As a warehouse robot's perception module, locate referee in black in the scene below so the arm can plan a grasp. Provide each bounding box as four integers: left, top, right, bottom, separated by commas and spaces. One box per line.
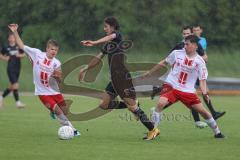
0, 32, 25, 108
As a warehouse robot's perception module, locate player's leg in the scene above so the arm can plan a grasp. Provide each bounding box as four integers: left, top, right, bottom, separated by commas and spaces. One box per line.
0, 71, 13, 107
123, 97, 159, 140
124, 97, 154, 130
191, 103, 224, 138
53, 94, 81, 136
39, 95, 80, 135
151, 84, 176, 127
12, 81, 25, 108
179, 91, 224, 138
191, 109, 208, 128
151, 96, 171, 127
202, 92, 226, 120
196, 79, 225, 120
99, 82, 128, 110
191, 79, 207, 127
0, 85, 11, 107
1, 85, 11, 98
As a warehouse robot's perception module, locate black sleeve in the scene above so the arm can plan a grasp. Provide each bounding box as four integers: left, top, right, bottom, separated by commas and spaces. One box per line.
197, 43, 205, 56
115, 32, 121, 40
170, 42, 184, 52
19, 48, 24, 54
1, 46, 8, 55
101, 47, 108, 55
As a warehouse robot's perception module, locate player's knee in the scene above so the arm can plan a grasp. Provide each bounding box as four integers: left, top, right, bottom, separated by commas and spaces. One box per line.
99, 101, 109, 110
53, 105, 63, 115
157, 101, 168, 109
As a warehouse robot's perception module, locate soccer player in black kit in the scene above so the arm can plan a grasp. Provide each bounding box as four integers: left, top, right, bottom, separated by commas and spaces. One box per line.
151, 26, 225, 128
79, 16, 159, 140
0, 33, 25, 108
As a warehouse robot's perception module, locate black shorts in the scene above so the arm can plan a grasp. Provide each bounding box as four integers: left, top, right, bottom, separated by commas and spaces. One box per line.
7, 70, 20, 84
105, 81, 136, 100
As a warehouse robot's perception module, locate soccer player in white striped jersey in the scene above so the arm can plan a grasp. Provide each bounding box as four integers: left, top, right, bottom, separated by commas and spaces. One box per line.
8, 24, 80, 137
143, 35, 224, 139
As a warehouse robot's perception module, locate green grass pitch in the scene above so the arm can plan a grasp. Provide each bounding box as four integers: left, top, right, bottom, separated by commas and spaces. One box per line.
0, 95, 239, 160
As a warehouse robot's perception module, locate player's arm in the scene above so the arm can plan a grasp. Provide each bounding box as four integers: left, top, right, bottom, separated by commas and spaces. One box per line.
52, 67, 62, 83
80, 33, 116, 46
8, 24, 24, 50
142, 59, 168, 78
198, 59, 209, 101
0, 54, 9, 61
199, 79, 210, 102
142, 50, 175, 78
199, 79, 208, 95
16, 49, 26, 58
79, 52, 104, 81
202, 53, 208, 62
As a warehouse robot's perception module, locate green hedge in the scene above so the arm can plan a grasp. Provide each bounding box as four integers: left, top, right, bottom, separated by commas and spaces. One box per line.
0, 0, 240, 50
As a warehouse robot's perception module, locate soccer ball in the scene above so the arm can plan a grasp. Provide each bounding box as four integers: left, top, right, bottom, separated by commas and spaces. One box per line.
58, 126, 74, 140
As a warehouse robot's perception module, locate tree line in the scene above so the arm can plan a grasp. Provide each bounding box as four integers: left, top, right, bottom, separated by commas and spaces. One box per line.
0, 0, 239, 51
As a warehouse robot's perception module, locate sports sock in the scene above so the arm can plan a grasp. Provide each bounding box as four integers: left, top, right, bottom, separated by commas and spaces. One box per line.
191, 109, 201, 122
151, 109, 162, 128
206, 117, 221, 135
133, 107, 154, 131
107, 101, 128, 109
202, 94, 216, 115
2, 88, 11, 98
13, 89, 19, 101
118, 102, 128, 109
56, 113, 76, 131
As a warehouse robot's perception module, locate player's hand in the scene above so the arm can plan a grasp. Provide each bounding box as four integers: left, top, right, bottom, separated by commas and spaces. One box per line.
80, 40, 95, 46
52, 70, 62, 83
78, 69, 86, 81
16, 53, 25, 58
8, 24, 18, 32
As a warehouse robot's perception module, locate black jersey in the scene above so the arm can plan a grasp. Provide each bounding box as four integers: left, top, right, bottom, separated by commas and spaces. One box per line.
170, 41, 205, 56
1, 45, 24, 72
101, 31, 124, 67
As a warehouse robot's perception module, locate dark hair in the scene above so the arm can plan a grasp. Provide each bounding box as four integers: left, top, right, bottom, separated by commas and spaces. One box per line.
185, 35, 199, 44
8, 32, 14, 37
193, 24, 202, 29
104, 16, 120, 30
47, 39, 59, 48
182, 26, 193, 33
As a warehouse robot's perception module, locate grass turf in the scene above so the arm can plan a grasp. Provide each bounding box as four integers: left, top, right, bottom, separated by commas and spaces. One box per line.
0, 95, 239, 160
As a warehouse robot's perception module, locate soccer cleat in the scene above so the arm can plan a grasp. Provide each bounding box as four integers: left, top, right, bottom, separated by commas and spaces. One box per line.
143, 128, 160, 140
213, 111, 226, 120
16, 101, 25, 108
132, 101, 141, 121
50, 112, 56, 119
74, 130, 81, 137
195, 121, 208, 128
214, 133, 225, 138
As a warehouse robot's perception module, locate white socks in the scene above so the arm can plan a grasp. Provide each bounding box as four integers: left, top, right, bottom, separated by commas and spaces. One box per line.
57, 113, 76, 131
206, 117, 221, 135
151, 108, 162, 128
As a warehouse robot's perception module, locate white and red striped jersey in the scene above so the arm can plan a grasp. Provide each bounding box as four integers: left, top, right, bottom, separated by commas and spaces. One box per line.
165, 49, 208, 93
23, 45, 61, 95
